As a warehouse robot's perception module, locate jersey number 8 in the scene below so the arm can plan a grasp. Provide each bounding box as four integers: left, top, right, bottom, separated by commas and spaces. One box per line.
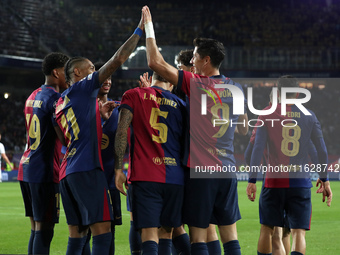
281, 123, 301, 157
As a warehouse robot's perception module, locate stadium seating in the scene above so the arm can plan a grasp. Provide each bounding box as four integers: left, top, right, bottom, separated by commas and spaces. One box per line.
1, 0, 339, 60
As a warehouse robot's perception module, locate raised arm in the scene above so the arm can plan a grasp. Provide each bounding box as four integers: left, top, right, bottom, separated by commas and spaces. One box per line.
142, 6, 179, 86
114, 108, 133, 195
98, 11, 144, 85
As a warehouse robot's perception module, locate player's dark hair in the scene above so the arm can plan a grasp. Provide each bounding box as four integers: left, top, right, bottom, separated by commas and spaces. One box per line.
176, 49, 193, 67
64, 56, 88, 84
193, 38, 225, 69
153, 72, 168, 83
42, 52, 69, 76
277, 75, 298, 98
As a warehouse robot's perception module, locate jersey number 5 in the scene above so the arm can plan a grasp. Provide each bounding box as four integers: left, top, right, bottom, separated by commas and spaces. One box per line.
149, 108, 168, 143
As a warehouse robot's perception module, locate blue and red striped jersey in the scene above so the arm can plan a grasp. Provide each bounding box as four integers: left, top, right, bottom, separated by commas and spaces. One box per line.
177, 70, 246, 169
55, 72, 103, 180
250, 104, 328, 188
120, 86, 186, 185
18, 85, 62, 183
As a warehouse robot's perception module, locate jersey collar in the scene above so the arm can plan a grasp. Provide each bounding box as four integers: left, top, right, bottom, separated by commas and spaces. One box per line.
210, 74, 226, 79
151, 85, 168, 92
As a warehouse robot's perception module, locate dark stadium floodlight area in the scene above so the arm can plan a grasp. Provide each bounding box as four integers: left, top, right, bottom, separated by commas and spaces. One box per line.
0, 63, 45, 97
3, 0, 340, 62
0, 55, 42, 70
233, 78, 331, 88
70, 0, 334, 7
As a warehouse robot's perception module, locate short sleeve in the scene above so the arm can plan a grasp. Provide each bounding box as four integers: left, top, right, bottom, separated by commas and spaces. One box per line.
177, 70, 196, 98
120, 89, 137, 113
77, 71, 100, 94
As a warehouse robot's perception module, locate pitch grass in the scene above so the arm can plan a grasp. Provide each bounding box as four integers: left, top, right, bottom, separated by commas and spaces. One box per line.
0, 181, 338, 254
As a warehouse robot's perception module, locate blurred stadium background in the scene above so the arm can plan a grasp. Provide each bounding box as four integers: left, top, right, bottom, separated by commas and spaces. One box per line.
0, 0, 339, 178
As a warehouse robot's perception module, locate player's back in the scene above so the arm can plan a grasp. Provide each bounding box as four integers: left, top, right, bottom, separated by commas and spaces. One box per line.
55, 72, 103, 180
20, 85, 62, 183
256, 104, 327, 188
120, 86, 186, 185
179, 70, 246, 169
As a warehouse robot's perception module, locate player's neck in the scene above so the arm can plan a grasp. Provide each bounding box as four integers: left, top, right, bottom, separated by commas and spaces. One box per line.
201, 67, 220, 77
45, 77, 59, 92
151, 82, 170, 91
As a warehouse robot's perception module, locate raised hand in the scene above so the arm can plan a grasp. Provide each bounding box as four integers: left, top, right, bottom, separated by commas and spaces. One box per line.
138, 72, 152, 88
99, 100, 119, 121
142, 5, 152, 23
138, 7, 145, 30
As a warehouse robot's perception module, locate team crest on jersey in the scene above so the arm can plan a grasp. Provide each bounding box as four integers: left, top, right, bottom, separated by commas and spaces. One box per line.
153, 157, 163, 165
87, 73, 93, 80
22, 156, 30, 164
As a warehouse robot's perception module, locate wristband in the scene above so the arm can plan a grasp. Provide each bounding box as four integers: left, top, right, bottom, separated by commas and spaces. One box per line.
133, 27, 143, 37
145, 22, 155, 39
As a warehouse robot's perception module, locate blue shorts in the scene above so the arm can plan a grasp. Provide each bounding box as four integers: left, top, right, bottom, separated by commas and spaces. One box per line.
110, 188, 122, 225
20, 181, 60, 223
20, 181, 33, 217
60, 169, 113, 226
259, 187, 312, 230
260, 182, 291, 230
131, 181, 184, 230
283, 211, 290, 230
183, 178, 241, 228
